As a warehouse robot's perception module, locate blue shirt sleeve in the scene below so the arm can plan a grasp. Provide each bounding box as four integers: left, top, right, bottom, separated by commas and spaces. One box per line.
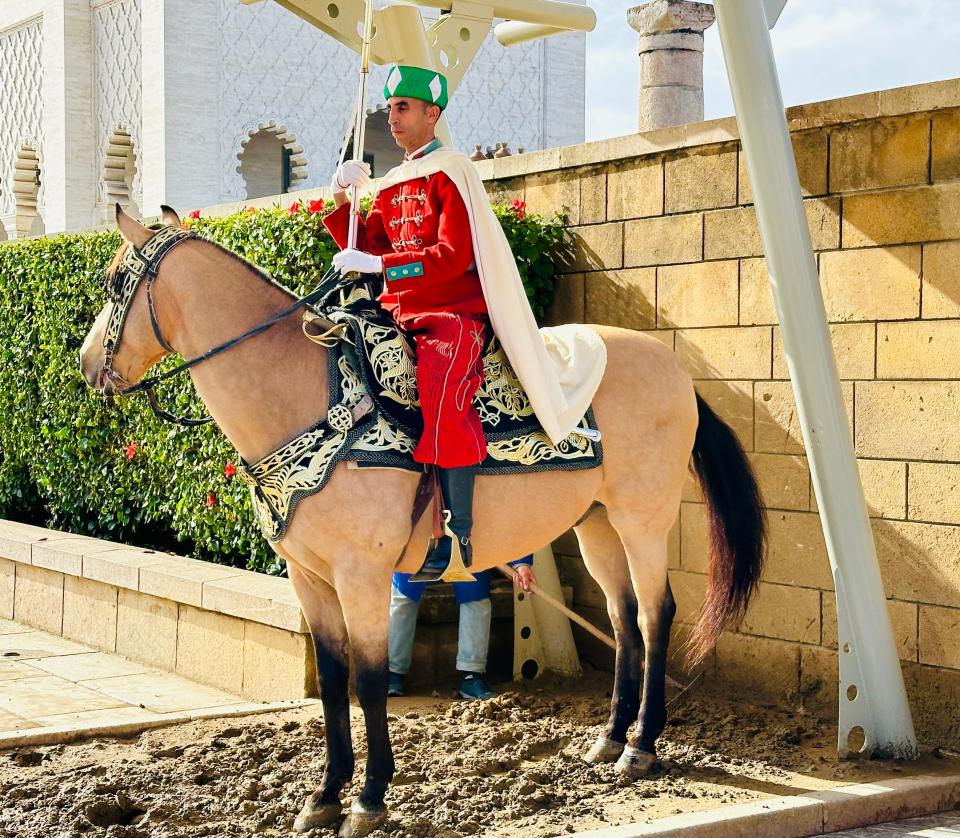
508, 554, 534, 568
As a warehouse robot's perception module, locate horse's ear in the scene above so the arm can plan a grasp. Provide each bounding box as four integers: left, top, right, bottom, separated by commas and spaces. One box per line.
159, 205, 181, 228
115, 203, 152, 248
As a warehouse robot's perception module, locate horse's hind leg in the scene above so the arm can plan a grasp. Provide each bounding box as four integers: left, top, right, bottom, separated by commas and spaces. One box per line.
574, 506, 644, 765
606, 512, 676, 779
287, 563, 354, 832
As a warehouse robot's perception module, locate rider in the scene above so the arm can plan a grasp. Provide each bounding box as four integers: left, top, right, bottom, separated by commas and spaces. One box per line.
324, 65, 486, 582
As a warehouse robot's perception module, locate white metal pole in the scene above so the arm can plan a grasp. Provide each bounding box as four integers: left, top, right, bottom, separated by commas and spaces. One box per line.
712, 0, 917, 759
347, 0, 375, 251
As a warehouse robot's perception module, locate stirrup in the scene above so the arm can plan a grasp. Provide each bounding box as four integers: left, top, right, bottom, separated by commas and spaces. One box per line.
439, 518, 476, 583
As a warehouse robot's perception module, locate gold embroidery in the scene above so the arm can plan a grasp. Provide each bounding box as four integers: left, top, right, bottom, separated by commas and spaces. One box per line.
355, 319, 419, 408
240, 419, 357, 543
474, 347, 534, 426
485, 427, 593, 466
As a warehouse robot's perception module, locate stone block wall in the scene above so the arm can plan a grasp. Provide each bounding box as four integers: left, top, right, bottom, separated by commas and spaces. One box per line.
475, 78, 960, 749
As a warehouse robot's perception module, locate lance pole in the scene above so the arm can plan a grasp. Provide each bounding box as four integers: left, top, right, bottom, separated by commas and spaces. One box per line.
347, 0, 375, 250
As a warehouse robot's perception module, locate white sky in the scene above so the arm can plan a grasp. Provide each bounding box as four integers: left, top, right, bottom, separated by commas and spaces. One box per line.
584, 0, 960, 142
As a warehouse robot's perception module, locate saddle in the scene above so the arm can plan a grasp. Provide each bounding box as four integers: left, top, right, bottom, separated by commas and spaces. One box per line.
239, 279, 602, 542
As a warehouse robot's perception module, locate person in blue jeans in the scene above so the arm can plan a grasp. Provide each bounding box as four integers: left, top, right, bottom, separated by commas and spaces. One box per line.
388, 555, 536, 701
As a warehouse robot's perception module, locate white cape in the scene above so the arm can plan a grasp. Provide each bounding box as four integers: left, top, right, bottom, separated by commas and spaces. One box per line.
376, 147, 606, 445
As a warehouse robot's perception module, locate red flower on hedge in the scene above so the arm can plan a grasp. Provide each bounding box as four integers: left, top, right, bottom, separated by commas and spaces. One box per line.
511, 199, 526, 219
224, 461, 237, 480
308, 199, 325, 214
189, 209, 201, 219
206, 492, 217, 509
288, 201, 301, 214
125, 442, 137, 461
244, 206, 256, 214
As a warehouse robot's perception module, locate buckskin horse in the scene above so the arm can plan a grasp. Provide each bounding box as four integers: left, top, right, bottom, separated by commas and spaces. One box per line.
79, 205, 765, 838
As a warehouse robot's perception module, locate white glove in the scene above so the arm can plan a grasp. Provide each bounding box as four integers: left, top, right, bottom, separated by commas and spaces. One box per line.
333, 248, 383, 275
331, 160, 371, 194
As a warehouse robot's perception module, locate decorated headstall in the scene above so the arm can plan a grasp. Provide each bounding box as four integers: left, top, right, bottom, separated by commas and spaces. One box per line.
101, 225, 195, 386
97, 222, 348, 427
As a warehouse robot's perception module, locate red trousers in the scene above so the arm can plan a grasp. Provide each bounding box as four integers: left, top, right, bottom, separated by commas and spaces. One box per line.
406, 312, 488, 468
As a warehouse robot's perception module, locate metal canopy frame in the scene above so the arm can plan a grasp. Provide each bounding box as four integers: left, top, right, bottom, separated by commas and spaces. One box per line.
241, 0, 918, 760
241, 0, 596, 144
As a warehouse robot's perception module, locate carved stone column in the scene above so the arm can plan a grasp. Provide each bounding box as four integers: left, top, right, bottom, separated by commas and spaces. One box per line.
627, 0, 715, 132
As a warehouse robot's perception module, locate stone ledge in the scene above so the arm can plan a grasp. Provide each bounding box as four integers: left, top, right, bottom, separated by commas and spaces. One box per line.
571, 771, 960, 837
202, 571, 307, 633
817, 772, 960, 833
0, 519, 294, 633
554, 79, 958, 174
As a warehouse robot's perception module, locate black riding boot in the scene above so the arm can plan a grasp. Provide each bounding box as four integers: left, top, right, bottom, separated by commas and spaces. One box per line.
410, 465, 477, 583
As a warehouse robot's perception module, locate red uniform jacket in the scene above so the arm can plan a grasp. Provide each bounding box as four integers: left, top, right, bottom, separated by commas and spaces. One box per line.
323, 171, 488, 325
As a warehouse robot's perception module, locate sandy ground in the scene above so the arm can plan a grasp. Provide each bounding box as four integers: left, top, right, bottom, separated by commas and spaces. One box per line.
0, 678, 955, 838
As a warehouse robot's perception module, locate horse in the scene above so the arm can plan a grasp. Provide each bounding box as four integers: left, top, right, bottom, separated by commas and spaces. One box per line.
79, 205, 766, 838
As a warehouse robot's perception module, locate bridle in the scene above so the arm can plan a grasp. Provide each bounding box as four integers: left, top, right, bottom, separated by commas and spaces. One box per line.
98, 224, 343, 426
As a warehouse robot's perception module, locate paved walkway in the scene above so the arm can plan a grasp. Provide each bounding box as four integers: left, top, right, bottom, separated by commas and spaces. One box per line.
826, 811, 960, 835
0, 617, 305, 746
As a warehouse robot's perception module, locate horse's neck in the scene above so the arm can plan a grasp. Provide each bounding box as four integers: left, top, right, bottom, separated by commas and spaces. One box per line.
168, 244, 330, 464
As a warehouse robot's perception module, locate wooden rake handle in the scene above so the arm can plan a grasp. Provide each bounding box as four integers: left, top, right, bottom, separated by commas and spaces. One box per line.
495, 563, 686, 693
496, 564, 615, 650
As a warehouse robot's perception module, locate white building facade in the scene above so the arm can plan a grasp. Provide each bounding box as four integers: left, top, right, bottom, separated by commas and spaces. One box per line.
0, 0, 585, 240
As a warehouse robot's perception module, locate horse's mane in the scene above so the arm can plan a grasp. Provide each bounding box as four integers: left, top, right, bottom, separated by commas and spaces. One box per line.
104, 230, 301, 303
103, 242, 130, 292
202, 239, 300, 302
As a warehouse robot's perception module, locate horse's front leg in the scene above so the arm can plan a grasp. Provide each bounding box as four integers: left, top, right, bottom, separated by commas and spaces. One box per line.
287, 564, 355, 832
336, 565, 395, 838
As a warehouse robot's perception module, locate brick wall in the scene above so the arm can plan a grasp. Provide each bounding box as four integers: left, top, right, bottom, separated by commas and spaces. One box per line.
477, 78, 960, 749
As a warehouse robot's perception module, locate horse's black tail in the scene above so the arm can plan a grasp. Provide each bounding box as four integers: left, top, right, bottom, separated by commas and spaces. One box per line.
686, 392, 766, 666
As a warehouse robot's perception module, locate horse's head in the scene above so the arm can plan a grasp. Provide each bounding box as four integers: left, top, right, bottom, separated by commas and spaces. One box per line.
80, 203, 187, 395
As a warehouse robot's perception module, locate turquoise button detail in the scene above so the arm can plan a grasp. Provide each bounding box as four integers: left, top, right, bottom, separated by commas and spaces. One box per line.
387, 261, 424, 281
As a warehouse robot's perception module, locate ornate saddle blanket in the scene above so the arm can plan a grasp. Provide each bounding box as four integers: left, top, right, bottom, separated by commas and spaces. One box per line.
240, 281, 602, 542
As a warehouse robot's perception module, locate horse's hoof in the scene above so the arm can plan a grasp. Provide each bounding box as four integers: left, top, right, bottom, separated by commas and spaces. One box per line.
614, 745, 656, 779
337, 801, 388, 838
583, 736, 625, 764
293, 792, 342, 833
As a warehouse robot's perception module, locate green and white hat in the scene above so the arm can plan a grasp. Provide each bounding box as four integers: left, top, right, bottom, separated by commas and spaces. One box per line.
384, 65, 449, 110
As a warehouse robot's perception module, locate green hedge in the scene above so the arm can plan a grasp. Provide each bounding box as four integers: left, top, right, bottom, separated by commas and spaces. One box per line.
0, 199, 565, 574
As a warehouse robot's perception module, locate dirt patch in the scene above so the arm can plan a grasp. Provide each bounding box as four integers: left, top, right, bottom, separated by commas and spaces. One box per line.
0, 681, 954, 837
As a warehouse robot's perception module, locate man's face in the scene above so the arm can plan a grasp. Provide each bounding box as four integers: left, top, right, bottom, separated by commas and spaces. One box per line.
386, 97, 440, 150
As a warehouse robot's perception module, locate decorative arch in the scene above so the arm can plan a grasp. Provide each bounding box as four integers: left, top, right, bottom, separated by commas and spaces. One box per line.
7, 145, 43, 239
99, 127, 140, 222
235, 120, 307, 200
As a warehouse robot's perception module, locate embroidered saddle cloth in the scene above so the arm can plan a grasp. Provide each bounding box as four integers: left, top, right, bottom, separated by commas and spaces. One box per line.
240, 282, 602, 542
